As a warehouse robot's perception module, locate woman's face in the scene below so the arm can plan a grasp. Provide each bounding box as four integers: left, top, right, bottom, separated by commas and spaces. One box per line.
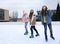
42, 6, 47, 11
30, 9, 34, 12
30, 10, 34, 14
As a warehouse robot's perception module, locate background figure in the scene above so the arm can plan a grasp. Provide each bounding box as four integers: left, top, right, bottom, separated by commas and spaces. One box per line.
29, 9, 39, 38
40, 6, 55, 42
22, 11, 29, 35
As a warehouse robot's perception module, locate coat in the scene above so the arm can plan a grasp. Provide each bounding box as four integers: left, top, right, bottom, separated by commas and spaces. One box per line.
30, 15, 36, 26
22, 13, 29, 22
39, 10, 52, 25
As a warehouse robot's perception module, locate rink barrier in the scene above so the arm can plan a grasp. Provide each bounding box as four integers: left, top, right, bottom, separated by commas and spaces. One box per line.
0, 22, 60, 25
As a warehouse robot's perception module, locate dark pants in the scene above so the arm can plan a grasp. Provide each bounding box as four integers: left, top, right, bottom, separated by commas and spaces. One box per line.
30, 26, 39, 35
44, 23, 53, 40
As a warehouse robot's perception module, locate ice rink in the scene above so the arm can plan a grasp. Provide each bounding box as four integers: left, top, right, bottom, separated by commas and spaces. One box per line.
0, 22, 60, 44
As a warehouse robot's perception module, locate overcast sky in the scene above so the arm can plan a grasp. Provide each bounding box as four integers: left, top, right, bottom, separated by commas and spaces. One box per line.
0, 0, 60, 18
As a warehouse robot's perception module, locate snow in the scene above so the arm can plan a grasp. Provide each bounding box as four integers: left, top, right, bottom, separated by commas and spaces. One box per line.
0, 22, 60, 44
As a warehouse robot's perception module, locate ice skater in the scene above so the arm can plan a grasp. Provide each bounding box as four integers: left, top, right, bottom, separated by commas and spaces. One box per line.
22, 11, 29, 35
29, 9, 39, 38
39, 5, 55, 41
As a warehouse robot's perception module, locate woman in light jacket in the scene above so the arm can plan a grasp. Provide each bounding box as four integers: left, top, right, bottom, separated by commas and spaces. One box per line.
29, 9, 39, 38
22, 11, 29, 35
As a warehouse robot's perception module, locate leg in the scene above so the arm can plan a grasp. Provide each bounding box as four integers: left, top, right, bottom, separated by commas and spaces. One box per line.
25, 22, 28, 32
48, 23, 55, 40
24, 22, 28, 35
44, 24, 48, 41
29, 26, 34, 38
30, 26, 33, 35
33, 26, 40, 37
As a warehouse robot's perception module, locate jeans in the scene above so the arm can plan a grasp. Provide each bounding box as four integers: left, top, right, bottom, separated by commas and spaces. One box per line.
25, 22, 28, 33
44, 23, 53, 40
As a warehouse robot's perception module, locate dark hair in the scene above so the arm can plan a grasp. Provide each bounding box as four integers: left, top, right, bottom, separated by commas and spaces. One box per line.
29, 10, 34, 19
41, 6, 47, 16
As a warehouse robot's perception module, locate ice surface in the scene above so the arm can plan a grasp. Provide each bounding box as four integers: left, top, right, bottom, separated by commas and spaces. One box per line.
0, 22, 60, 44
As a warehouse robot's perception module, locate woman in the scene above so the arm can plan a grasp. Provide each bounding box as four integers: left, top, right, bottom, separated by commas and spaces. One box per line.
22, 11, 29, 35
29, 9, 39, 38
40, 6, 55, 41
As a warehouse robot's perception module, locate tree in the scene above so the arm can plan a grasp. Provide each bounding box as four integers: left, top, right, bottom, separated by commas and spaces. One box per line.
52, 3, 60, 21
56, 3, 60, 21
12, 11, 18, 22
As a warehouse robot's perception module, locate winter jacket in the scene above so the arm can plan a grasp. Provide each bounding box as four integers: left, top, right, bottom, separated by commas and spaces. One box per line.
39, 10, 52, 24
29, 15, 36, 26
22, 13, 29, 22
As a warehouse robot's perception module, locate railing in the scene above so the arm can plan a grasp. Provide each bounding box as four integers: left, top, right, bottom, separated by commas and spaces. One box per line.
0, 22, 60, 25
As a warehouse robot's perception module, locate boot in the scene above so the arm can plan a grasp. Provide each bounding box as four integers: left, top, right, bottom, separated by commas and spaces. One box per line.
45, 35, 48, 42
35, 33, 40, 37
29, 35, 34, 38
24, 31, 28, 35
50, 36, 55, 40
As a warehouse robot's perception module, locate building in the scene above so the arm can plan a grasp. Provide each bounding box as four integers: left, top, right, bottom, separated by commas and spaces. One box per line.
17, 18, 22, 22
0, 9, 9, 22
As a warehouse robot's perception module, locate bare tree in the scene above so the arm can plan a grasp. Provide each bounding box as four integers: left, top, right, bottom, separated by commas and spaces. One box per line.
12, 11, 18, 22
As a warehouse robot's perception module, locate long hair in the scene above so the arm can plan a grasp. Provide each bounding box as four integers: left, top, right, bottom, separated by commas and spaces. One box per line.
41, 6, 47, 16
29, 10, 34, 19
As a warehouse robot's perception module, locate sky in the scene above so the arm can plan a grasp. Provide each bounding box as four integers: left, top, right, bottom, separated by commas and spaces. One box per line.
0, 0, 60, 18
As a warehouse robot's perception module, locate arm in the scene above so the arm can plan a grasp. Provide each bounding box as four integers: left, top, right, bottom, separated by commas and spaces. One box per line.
47, 10, 52, 17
